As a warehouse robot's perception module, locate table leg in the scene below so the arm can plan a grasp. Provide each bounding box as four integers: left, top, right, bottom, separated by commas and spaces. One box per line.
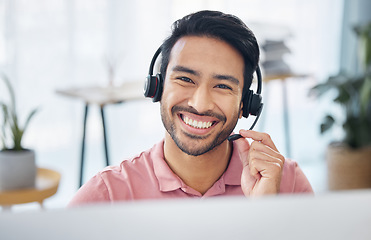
100, 106, 110, 167
80, 104, 89, 187
38, 200, 44, 210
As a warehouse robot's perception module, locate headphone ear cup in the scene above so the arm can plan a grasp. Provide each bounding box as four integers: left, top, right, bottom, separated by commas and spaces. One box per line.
249, 93, 263, 116
242, 90, 253, 118
152, 73, 163, 102
144, 75, 158, 99
242, 90, 263, 118
144, 73, 163, 102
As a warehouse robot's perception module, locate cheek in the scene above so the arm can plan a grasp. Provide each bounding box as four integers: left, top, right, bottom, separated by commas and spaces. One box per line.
160, 84, 186, 116
161, 87, 178, 108
162, 82, 190, 105
217, 98, 241, 120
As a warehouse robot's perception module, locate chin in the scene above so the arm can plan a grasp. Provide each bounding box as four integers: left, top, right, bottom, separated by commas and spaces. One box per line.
172, 130, 230, 156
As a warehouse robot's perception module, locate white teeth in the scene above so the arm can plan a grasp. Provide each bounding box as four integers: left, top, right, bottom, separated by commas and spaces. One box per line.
183, 116, 213, 129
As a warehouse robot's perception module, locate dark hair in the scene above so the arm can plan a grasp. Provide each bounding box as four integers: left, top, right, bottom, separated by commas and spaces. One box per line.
160, 10, 259, 94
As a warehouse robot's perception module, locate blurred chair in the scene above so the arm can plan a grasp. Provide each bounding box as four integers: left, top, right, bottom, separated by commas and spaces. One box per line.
56, 81, 144, 187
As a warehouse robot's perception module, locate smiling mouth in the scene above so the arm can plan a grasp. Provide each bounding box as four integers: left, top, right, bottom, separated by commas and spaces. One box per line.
180, 114, 216, 129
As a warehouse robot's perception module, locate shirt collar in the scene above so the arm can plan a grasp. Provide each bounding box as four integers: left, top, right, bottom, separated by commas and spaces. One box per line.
221, 141, 242, 186
152, 140, 185, 192
152, 139, 242, 192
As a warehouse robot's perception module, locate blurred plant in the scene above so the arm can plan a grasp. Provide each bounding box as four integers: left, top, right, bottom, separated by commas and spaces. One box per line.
310, 21, 371, 149
0, 73, 38, 151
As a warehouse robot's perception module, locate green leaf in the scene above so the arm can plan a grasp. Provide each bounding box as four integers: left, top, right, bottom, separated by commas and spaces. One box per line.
0, 102, 9, 150
308, 73, 348, 98
360, 76, 371, 116
320, 115, 335, 134
0, 73, 16, 113
333, 82, 351, 104
355, 22, 371, 68
0, 73, 38, 151
23, 108, 38, 133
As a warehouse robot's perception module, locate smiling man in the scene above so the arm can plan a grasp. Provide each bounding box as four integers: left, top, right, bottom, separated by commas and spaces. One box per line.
69, 10, 313, 206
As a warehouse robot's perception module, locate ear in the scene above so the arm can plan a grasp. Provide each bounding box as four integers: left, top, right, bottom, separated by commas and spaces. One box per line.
239, 101, 244, 119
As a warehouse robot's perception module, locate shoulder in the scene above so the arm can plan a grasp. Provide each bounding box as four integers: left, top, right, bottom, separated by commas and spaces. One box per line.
282, 158, 298, 174
280, 159, 314, 194
101, 139, 164, 172
68, 141, 165, 206
99, 141, 164, 186
99, 150, 154, 183
103, 140, 165, 177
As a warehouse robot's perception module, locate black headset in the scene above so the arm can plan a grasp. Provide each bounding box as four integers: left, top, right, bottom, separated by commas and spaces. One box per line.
144, 46, 263, 134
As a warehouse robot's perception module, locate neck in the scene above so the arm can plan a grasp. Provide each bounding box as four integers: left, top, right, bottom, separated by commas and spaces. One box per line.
163, 133, 232, 195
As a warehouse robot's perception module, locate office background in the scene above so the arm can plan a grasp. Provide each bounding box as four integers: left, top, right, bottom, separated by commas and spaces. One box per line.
1, 0, 370, 211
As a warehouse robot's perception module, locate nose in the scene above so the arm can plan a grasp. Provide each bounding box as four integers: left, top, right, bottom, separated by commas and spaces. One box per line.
187, 86, 215, 113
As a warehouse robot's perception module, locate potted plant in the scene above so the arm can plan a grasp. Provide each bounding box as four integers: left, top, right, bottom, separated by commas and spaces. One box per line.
0, 73, 38, 191
310, 22, 371, 190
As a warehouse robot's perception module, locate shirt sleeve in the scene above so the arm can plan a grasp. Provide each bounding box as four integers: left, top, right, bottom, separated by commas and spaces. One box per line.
279, 159, 314, 194
293, 163, 314, 193
68, 173, 111, 207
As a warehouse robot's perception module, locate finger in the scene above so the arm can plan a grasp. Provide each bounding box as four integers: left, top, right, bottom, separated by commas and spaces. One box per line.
241, 166, 257, 196
249, 141, 285, 164
248, 159, 283, 195
248, 150, 284, 169
249, 156, 283, 179
239, 129, 279, 152
232, 134, 251, 167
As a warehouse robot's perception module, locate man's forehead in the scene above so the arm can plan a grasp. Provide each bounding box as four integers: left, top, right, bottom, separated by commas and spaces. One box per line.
167, 36, 244, 86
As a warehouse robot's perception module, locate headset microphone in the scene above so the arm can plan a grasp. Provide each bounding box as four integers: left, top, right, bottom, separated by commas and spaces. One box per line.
144, 46, 263, 141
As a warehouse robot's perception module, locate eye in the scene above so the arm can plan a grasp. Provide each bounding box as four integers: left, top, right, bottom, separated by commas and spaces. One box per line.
215, 84, 232, 90
177, 76, 194, 83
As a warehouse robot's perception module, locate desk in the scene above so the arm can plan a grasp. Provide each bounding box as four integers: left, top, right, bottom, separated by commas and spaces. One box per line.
57, 81, 144, 187
261, 73, 308, 158
0, 168, 60, 210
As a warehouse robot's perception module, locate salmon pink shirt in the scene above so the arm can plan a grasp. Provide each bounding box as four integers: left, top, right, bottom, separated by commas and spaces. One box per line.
69, 140, 313, 207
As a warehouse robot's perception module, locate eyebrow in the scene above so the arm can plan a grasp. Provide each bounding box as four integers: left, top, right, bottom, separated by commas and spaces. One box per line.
172, 65, 240, 85
172, 65, 201, 77
213, 74, 240, 85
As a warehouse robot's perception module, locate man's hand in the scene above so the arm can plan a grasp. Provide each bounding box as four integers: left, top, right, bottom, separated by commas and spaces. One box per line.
234, 129, 285, 197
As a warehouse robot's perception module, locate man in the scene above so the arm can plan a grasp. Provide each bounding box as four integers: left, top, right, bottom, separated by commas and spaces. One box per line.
69, 10, 312, 206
